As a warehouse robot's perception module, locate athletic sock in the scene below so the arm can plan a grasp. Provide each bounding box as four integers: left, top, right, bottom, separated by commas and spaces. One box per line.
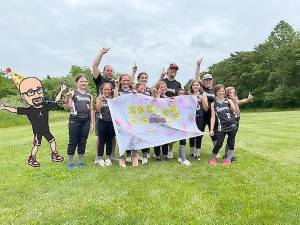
190, 147, 195, 155
211, 153, 217, 160
67, 154, 74, 165
78, 154, 85, 164
179, 145, 186, 161
226, 150, 234, 161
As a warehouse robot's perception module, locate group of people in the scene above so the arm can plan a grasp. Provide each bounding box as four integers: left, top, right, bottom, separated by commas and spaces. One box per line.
0, 48, 253, 168
63, 48, 253, 169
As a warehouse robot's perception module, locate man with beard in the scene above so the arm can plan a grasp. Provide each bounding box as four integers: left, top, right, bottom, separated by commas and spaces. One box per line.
159, 63, 182, 98
0, 77, 66, 167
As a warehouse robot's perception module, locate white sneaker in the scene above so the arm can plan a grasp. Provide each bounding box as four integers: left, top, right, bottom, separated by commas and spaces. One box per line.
98, 159, 106, 167
126, 156, 132, 163
147, 153, 151, 159
142, 158, 148, 164
105, 158, 112, 166
94, 156, 100, 164
178, 158, 181, 163
167, 151, 173, 159
181, 160, 191, 166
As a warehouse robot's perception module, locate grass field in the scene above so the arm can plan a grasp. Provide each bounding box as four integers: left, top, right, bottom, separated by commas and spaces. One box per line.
0, 111, 299, 225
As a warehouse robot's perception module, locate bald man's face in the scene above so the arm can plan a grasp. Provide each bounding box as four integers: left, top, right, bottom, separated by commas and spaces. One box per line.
19, 78, 44, 107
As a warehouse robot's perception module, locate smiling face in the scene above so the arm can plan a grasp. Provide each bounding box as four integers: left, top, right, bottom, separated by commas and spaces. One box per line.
19, 77, 44, 108
191, 81, 201, 93
76, 76, 88, 90
158, 83, 167, 95
203, 78, 213, 89
226, 88, 236, 100
136, 83, 147, 94
103, 65, 113, 80
120, 75, 130, 88
167, 68, 177, 80
216, 87, 225, 98
138, 73, 148, 84
101, 83, 112, 97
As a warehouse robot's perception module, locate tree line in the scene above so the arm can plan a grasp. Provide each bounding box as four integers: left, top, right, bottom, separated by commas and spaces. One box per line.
1, 20, 299, 108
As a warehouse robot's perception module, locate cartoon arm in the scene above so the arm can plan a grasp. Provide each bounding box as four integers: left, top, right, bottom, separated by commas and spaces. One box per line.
55, 81, 67, 102
0, 101, 17, 113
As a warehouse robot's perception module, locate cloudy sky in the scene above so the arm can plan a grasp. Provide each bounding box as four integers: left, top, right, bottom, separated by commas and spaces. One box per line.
1, 0, 299, 85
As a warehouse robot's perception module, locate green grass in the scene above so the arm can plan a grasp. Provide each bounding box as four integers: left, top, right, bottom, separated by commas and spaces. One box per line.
0, 111, 299, 225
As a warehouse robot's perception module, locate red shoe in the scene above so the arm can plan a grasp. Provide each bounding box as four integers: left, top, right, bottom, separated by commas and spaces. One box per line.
208, 159, 217, 166
28, 155, 40, 167
223, 159, 231, 166
51, 152, 64, 162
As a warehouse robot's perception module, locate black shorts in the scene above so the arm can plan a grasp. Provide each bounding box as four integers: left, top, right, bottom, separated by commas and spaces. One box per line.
33, 132, 55, 146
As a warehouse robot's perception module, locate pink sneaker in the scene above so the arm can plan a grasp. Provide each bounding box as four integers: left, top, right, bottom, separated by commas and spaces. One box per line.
28, 155, 40, 168
223, 159, 231, 166
208, 159, 217, 166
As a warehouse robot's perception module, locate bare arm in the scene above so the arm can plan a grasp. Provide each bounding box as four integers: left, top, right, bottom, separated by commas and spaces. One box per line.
228, 99, 237, 113
201, 95, 209, 111
210, 103, 215, 136
113, 81, 120, 97
157, 68, 166, 83
92, 48, 110, 79
90, 96, 95, 132
130, 62, 137, 85
95, 96, 104, 112
194, 58, 202, 81
239, 92, 253, 105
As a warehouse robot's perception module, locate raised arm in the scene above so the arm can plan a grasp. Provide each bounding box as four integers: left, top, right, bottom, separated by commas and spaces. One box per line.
92, 47, 110, 79
113, 81, 120, 97
130, 62, 137, 85
157, 68, 166, 83
194, 58, 202, 81
239, 92, 254, 105
55, 81, 67, 102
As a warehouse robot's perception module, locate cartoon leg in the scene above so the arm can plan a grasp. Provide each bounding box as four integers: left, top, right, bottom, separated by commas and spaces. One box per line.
28, 134, 41, 167
45, 133, 64, 162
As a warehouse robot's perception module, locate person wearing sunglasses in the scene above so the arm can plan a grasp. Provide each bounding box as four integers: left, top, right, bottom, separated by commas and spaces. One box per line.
0, 77, 66, 167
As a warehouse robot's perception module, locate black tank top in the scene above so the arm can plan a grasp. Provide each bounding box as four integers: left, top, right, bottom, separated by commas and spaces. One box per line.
99, 99, 112, 122
195, 94, 205, 117
214, 98, 236, 132
70, 90, 91, 116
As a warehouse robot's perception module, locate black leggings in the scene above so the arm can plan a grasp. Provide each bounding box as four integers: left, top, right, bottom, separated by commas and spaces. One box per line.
190, 115, 205, 148
212, 129, 237, 155
154, 144, 168, 156
97, 119, 115, 157
67, 117, 90, 155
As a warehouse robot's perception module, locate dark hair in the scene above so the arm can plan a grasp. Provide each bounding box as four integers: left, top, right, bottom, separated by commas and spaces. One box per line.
189, 80, 203, 94
176, 88, 185, 95
103, 65, 112, 72
75, 74, 88, 82
98, 82, 113, 95
137, 72, 148, 81
214, 84, 225, 95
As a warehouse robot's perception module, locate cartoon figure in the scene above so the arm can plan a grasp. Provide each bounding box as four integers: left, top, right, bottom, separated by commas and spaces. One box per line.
0, 68, 66, 167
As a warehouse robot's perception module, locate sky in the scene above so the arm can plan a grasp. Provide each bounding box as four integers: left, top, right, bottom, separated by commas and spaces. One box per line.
0, 0, 299, 85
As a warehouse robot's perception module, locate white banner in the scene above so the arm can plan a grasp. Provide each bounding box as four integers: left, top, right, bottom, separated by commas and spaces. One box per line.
107, 94, 203, 155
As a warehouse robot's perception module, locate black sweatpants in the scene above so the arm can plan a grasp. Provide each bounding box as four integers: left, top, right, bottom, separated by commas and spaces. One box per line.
190, 115, 205, 148
97, 119, 115, 157
67, 116, 90, 155
212, 129, 237, 155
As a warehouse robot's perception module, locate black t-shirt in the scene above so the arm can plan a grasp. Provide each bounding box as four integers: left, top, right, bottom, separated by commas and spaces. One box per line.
163, 78, 181, 97
17, 102, 57, 134
93, 73, 115, 95
145, 87, 152, 96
